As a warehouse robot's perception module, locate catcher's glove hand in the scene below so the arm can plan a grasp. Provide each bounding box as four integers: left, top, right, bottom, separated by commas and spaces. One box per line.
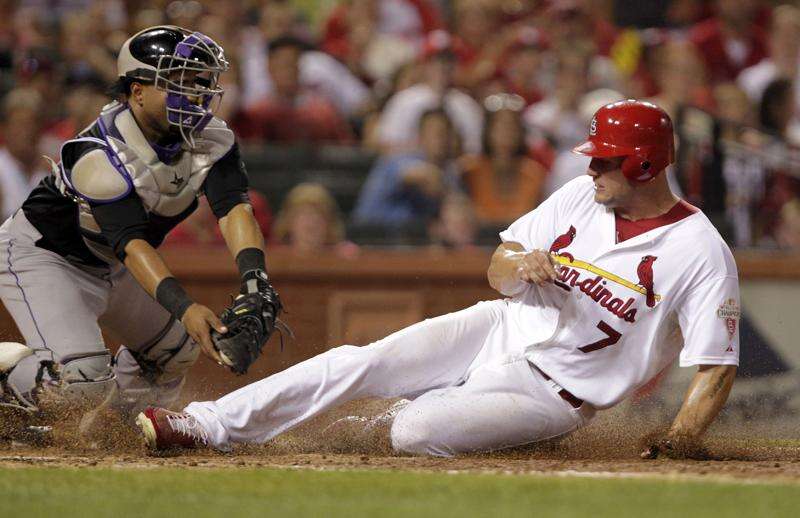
212, 271, 288, 374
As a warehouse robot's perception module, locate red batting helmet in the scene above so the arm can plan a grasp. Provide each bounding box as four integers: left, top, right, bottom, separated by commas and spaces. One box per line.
573, 99, 675, 182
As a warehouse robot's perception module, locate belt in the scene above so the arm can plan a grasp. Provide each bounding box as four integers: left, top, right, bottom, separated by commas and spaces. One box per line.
532, 364, 584, 409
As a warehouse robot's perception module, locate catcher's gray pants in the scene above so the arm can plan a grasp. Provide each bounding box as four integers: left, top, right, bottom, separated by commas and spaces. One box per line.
0, 211, 199, 410
186, 299, 596, 456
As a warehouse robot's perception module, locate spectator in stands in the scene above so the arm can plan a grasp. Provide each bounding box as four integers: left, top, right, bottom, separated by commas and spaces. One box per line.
323, 0, 441, 82
60, 11, 117, 85
738, 5, 800, 106
428, 192, 479, 250
542, 0, 620, 91
689, 0, 767, 83
757, 78, 800, 243
775, 199, 800, 249
354, 108, 462, 228
272, 182, 354, 256
0, 89, 48, 218
523, 48, 590, 153
240, 2, 371, 120
461, 94, 546, 225
449, 0, 505, 91
647, 40, 713, 121
41, 74, 109, 157
759, 78, 795, 141
164, 190, 272, 247
498, 27, 547, 107
235, 36, 353, 144
377, 30, 483, 154
714, 83, 766, 247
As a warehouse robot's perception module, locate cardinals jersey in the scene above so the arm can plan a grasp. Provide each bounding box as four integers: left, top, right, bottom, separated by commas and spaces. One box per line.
499, 176, 740, 409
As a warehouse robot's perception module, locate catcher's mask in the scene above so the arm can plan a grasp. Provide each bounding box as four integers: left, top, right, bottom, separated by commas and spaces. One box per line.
118, 25, 229, 148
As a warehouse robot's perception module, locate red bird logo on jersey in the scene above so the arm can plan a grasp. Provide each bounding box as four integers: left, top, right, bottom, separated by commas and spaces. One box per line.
550, 225, 577, 262
637, 255, 658, 307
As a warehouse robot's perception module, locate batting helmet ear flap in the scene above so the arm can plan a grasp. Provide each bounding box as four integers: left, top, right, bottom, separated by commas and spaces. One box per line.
621, 154, 657, 182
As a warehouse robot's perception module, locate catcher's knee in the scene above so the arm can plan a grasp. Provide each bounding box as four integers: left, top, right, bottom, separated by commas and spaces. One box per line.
57, 352, 116, 401
129, 319, 199, 385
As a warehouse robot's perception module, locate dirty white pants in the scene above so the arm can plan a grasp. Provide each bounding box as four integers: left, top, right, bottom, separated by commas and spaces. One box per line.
186, 299, 595, 456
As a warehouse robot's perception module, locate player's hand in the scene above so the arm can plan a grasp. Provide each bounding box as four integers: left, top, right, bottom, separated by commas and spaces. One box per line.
181, 303, 228, 365
639, 433, 710, 460
516, 250, 559, 286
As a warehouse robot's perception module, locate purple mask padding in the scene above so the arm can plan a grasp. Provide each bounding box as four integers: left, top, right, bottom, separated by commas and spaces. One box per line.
166, 92, 213, 129
175, 32, 216, 59
152, 139, 182, 163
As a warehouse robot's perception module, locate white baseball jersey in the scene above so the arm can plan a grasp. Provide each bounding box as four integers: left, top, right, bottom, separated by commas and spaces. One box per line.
500, 175, 740, 409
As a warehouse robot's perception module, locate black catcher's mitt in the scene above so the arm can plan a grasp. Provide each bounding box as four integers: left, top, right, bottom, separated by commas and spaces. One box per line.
212, 275, 284, 375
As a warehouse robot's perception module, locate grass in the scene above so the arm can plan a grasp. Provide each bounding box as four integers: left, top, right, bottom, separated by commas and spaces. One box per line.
1, 466, 798, 518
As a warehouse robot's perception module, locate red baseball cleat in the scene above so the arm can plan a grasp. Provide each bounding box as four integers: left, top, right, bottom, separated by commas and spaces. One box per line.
135, 407, 209, 450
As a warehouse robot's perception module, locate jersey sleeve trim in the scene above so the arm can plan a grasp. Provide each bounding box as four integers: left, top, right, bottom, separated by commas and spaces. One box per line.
679, 355, 739, 367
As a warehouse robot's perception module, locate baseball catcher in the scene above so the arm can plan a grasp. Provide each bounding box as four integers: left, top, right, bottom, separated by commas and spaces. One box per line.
137, 101, 739, 459
0, 26, 281, 438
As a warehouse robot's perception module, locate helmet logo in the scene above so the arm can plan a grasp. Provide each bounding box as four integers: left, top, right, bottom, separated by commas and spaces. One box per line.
590, 117, 597, 136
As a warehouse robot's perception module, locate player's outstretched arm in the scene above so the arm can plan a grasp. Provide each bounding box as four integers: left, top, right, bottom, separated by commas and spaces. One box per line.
123, 239, 227, 364
218, 203, 265, 259
487, 242, 559, 296
641, 364, 736, 459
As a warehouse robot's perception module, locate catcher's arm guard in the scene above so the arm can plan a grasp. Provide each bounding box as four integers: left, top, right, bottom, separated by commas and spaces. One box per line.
212, 271, 289, 374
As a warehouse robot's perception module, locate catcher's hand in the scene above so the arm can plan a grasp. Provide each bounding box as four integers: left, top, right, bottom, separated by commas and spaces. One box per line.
212, 272, 284, 374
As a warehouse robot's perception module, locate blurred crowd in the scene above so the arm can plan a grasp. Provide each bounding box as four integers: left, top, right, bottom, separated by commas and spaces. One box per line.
1, 0, 800, 254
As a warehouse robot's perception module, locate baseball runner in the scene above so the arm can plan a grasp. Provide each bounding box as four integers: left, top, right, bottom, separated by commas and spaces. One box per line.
137, 100, 739, 458
0, 26, 282, 434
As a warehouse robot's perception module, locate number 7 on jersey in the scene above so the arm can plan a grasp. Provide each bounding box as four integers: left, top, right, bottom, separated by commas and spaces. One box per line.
578, 321, 622, 353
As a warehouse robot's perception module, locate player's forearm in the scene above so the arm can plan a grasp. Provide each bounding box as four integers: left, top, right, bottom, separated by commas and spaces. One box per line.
123, 239, 176, 297
219, 203, 265, 257
487, 242, 528, 296
668, 364, 737, 439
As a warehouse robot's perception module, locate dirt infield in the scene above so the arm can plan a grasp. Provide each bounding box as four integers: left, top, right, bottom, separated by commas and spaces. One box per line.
2, 399, 799, 484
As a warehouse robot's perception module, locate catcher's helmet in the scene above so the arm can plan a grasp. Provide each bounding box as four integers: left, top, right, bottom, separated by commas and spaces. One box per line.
573, 99, 674, 182
117, 25, 229, 147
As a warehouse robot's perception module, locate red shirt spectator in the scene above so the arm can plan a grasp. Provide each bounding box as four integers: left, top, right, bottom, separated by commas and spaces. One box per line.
689, 0, 768, 83
322, 0, 442, 65
235, 36, 353, 143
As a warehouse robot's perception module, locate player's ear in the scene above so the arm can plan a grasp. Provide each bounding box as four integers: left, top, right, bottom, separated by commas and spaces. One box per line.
130, 82, 145, 108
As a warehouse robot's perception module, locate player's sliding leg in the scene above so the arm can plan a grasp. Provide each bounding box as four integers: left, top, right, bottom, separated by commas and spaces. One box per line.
389, 356, 594, 456
138, 300, 508, 450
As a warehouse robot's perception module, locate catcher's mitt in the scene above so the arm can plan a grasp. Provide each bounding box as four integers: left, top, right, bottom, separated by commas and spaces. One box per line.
212, 279, 285, 375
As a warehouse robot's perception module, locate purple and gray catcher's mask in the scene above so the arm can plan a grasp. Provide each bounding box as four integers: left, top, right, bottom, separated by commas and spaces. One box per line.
155, 31, 228, 148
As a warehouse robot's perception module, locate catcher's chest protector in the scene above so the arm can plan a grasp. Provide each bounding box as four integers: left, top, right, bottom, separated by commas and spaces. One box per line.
53, 101, 235, 260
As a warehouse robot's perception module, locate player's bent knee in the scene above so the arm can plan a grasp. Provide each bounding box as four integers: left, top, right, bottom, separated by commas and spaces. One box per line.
59, 352, 116, 401
389, 410, 454, 457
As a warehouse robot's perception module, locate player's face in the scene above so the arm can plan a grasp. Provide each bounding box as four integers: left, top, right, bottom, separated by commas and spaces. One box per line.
137, 82, 171, 135
135, 70, 209, 140
587, 156, 631, 207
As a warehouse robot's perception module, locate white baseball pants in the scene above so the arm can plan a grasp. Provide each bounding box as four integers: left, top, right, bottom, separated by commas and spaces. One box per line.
186, 299, 596, 456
